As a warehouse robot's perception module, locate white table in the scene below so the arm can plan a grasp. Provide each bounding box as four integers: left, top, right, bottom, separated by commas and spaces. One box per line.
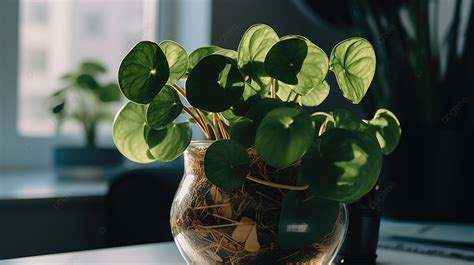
1, 242, 473, 265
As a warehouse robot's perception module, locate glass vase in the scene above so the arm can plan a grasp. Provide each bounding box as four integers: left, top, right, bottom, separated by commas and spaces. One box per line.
170, 141, 348, 264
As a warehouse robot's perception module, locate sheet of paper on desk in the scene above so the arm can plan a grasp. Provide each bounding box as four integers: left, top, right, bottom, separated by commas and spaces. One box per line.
380, 218, 474, 244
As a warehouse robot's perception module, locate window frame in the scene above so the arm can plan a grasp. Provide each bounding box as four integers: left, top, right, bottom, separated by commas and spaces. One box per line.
0, 0, 212, 172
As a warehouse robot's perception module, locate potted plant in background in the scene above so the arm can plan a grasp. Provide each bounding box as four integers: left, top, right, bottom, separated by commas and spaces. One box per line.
48, 61, 124, 180
111, 24, 401, 264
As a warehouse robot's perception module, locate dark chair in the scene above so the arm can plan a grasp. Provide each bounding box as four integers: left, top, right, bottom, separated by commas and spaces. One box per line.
106, 165, 183, 247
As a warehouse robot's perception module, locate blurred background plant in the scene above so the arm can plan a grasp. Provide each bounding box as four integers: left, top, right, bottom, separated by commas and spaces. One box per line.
303, 0, 473, 129
48, 60, 122, 147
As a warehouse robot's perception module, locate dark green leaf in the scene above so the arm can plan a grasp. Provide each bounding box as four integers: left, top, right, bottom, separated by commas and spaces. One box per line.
229, 119, 257, 148
146, 85, 183, 129
99, 83, 122, 102
367, 108, 401, 155
113, 102, 156, 163
255, 107, 315, 168
80, 61, 107, 75
300, 128, 382, 203
76, 74, 99, 90
246, 98, 284, 122
186, 54, 244, 112
159, 40, 188, 84
332, 109, 369, 133
118, 41, 169, 104
146, 122, 192, 162
238, 24, 279, 92
329, 37, 376, 104
204, 139, 251, 191
265, 35, 329, 95
278, 191, 340, 249
52, 102, 65, 114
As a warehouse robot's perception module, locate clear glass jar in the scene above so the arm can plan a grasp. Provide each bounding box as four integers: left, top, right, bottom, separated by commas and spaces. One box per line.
170, 141, 348, 265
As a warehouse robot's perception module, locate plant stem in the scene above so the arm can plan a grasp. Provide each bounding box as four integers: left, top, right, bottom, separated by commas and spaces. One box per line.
171, 84, 211, 139
311, 112, 335, 122
212, 113, 221, 140
183, 106, 211, 140
246, 175, 309, 191
215, 114, 229, 139
271, 78, 276, 98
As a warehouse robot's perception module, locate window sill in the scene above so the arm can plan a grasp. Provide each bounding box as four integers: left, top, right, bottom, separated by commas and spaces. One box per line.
0, 171, 108, 200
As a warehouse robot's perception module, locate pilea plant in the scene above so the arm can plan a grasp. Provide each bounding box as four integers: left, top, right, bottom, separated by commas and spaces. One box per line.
49, 60, 121, 146
112, 24, 401, 249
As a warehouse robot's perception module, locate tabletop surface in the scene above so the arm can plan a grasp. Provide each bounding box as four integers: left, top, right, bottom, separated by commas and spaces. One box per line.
1, 242, 473, 265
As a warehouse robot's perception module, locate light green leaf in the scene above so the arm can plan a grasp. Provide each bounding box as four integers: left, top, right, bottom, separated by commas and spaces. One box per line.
146, 85, 183, 129
367, 108, 401, 155
238, 24, 279, 92
159, 40, 188, 84
204, 139, 251, 191
264, 35, 329, 95
146, 122, 192, 162
186, 54, 245, 112
188, 46, 223, 72
113, 102, 156, 163
118, 41, 169, 104
255, 107, 315, 168
298, 81, 330, 107
277, 81, 330, 107
213, 49, 238, 60
299, 128, 382, 203
330, 37, 376, 104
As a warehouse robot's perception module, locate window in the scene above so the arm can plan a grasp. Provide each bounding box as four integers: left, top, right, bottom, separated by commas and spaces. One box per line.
18, 0, 157, 137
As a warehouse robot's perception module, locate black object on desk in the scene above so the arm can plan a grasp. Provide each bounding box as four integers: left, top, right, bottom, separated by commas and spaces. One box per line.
106, 167, 183, 247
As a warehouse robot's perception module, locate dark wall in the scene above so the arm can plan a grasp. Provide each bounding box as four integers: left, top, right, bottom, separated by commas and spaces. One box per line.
210, 0, 365, 116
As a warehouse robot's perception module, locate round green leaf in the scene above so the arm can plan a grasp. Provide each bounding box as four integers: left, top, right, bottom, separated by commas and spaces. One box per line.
330, 37, 376, 104
367, 108, 401, 155
188, 46, 223, 72
159, 40, 188, 84
204, 139, 251, 191
118, 41, 169, 104
213, 49, 237, 60
146, 122, 192, 162
186, 54, 245, 112
238, 24, 279, 92
264, 35, 329, 95
255, 107, 315, 168
300, 128, 382, 203
146, 85, 183, 129
113, 102, 156, 163
278, 191, 340, 249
